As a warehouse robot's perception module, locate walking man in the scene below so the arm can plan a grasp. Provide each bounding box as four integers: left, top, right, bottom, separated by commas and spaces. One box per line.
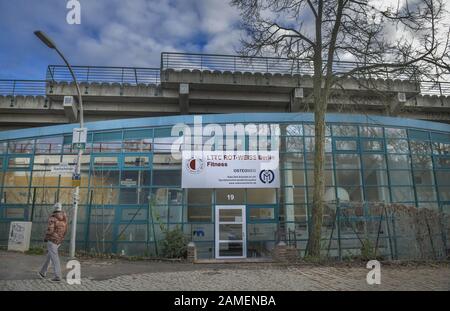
38, 203, 68, 282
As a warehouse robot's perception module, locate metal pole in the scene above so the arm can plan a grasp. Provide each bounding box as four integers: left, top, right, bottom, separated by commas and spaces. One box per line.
336, 199, 342, 261
53, 48, 84, 259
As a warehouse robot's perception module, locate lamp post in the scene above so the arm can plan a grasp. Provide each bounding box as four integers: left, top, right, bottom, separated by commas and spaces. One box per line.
34, 30, 84, 258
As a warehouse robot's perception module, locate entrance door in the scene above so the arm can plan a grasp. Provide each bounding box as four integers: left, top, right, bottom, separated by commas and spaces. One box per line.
215, 205, 246, 259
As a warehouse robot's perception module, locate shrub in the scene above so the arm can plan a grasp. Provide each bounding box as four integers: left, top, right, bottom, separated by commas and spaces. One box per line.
161, 227, 188, 259
360, 239, 376, 260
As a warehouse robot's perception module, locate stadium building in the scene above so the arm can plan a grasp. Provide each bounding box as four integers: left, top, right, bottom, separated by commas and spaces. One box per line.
0, 53, 449, 260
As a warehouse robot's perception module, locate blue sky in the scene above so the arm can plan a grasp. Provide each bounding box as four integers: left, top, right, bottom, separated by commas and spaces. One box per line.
0, 0, 243, 79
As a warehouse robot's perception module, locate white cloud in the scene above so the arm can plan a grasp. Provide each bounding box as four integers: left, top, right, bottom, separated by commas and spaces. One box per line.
0, 0, 244, 77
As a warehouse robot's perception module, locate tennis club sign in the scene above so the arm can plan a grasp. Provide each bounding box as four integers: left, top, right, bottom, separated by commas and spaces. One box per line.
182, 151, 280, 189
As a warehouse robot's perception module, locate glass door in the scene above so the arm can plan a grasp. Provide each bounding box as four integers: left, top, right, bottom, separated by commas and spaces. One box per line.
215, 205, 246, 259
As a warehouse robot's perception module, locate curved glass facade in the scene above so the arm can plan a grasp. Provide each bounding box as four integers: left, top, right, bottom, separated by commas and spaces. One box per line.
0, 113, 449, 259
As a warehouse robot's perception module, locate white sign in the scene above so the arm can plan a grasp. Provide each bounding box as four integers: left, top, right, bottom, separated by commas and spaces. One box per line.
182, 151, 279, 188
72, 127, 87, 144
120, 179, 137, 187
8, 221, 32, 252
50, 164, 75, 175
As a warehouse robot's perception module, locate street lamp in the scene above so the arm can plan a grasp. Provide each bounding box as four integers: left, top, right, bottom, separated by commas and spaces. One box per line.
34, 30, 84, 258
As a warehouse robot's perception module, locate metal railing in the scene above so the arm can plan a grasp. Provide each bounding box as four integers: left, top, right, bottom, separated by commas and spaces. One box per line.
0, 53, 449, 97
161, 52, 416, 80
0, 80, 47, 96
46, 65, 160, 85
420, 81, 450, 97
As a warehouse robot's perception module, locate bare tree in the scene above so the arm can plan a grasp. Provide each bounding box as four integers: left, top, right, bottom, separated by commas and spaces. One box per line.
231, 0, 448, 257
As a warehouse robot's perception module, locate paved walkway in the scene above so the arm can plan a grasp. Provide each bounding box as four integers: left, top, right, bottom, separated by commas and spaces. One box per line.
0, 251, 449, 291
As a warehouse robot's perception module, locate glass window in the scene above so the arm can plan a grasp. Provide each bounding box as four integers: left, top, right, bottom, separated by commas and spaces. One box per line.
90, 170, 120, 187
121, 208, 147, 221
365, 186, 390, 202
90, 187, 119, 205
391, 187, 415, 202
362, 154, 386, 170
410, 141, 431, 154
306, 170, 334, 186
8, 139, 34, 154
281, 187, 306, 204
61, 154, 90, 170
291, 169, 306, 185
169, 204, 183, 223
332, 125, 357, 137
153, 136, 177, 154
216, 189, 245, 205
432, 142, 450, 156
117, 224, 147, 242
249, 208, 275, 221
385, 128, 407, 138
305, 153, 333, 169
59, 187, 89, 205
360, 126, 383, 137
187, 189, 212, 205
335, 140, 357, 151
340, 186, 363, 201
335, 154, 360, 169
5, 208, 25, 219
434, 156, 450, 169
33, 154, 60, 168
387, 154, 410, 169
152, 170, 181, 186
119, 187, 150, 204
336, 170, 361, 186
362, 140, 384, 151
411, 154, 432, 169
151, 188, 170, 205
92, 132, 122, 153
438, 187, 450, 201
7, 157, 31, 169
35, 136, 63, 154
124, 156, 150, 167
363, 170, 388, 186
416, 186, 437, 202
3, 171, 31, 187
123, 139, 152, 152
435, 171, 450, 185
1, 188, 29, 204
283, 124, 303, 136
247, 223, 277, 241
93, 156, 118, 167
408, 129, 429, 141
120, 171, 151, 187
305, 137, 332, 152
31, 171, 59, 187
389, 170, 413, 186
387, 139, 409, 153
413, 170, 435, 185
92, 141, 122, 153
0, 142, 7, 154
247, 189, 276, 204
304, 124, 331, 136
285, 136, 303, 152
59, 171, 89, 187
187, 206, 212, 222
152, 153, 181, 169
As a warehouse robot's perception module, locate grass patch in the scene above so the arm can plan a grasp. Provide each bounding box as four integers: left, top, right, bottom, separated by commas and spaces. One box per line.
25, 247, 45, 255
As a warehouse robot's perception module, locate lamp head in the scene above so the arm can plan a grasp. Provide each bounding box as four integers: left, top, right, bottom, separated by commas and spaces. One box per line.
34, 30, 56, 49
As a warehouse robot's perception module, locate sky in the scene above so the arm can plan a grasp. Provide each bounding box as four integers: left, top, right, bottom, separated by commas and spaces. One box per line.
0, 0, 243, 79
0, 1, 448, 80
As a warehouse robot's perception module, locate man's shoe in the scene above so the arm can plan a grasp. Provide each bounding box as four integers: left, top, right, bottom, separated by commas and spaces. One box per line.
50, 277, 62, 282
38, 272, 46, 279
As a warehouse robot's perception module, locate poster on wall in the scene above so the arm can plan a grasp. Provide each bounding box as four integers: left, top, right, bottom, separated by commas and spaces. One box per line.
182, 151, 280, 188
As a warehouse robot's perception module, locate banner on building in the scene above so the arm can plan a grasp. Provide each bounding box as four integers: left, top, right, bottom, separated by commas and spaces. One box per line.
182, 151, 280, 188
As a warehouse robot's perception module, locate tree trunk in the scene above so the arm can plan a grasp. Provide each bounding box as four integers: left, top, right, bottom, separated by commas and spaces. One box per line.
308, 95, 327, 258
